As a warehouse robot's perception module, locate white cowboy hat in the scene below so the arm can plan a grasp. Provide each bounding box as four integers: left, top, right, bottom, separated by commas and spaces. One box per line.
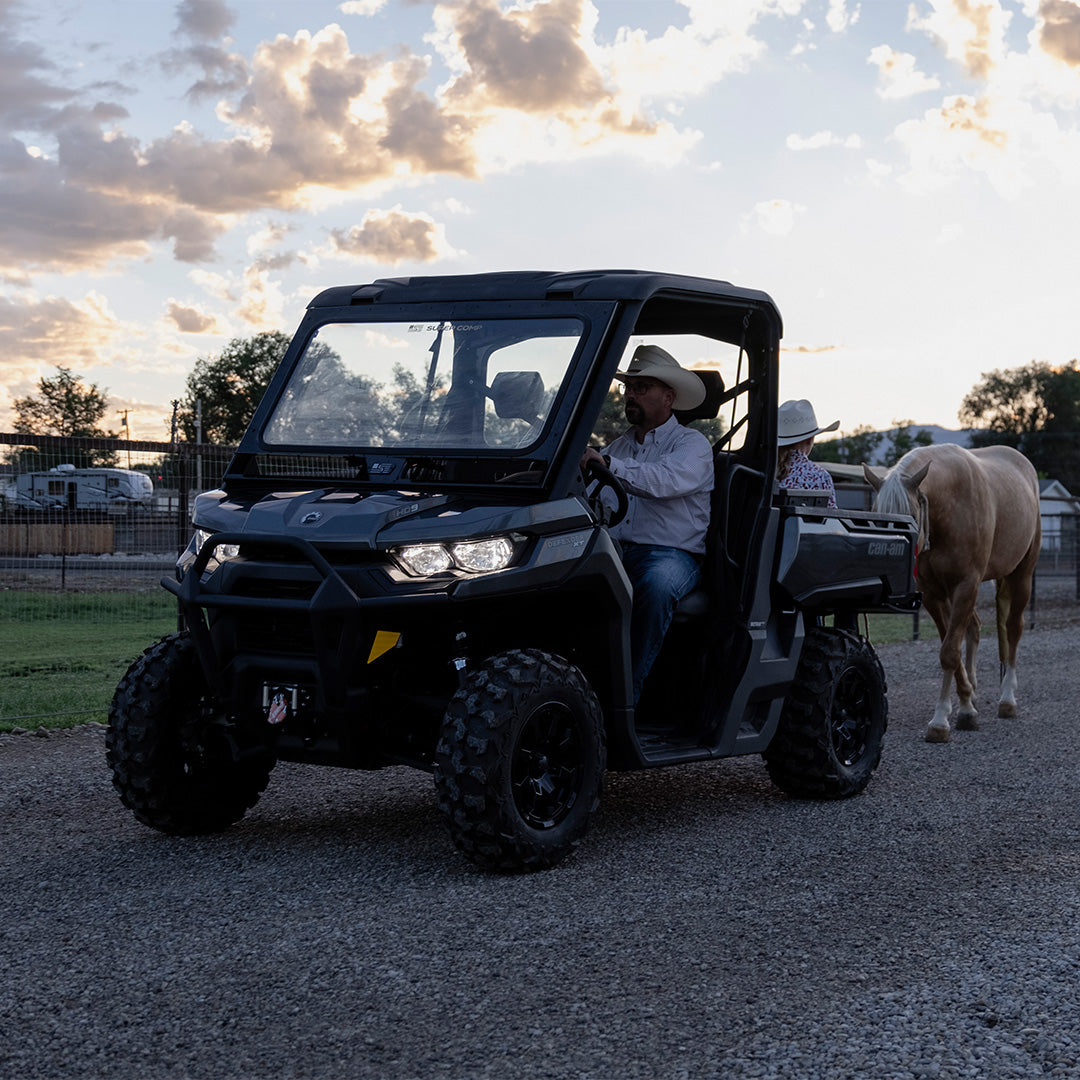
777, 399, 840, 446
614, 344, 706, 411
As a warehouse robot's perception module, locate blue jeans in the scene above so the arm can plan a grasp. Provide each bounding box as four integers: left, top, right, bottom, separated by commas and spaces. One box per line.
620, 542, 702, 704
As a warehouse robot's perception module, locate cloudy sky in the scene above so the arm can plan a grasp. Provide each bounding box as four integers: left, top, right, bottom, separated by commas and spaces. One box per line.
4, 0, 1080, 442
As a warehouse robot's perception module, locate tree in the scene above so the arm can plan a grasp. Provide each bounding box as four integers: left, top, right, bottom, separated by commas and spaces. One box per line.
11, 366, 118, 468
812, 425, 883, 466
959, 360, 1080, 488
882, 420, 934, 467
178, 331, 291, 445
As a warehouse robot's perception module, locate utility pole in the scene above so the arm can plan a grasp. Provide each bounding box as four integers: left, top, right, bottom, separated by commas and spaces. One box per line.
117, 410, 131, 468
195, 399, 203, 493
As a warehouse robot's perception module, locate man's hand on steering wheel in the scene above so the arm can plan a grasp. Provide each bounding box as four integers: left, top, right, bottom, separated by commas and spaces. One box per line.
580, 447, 628, 527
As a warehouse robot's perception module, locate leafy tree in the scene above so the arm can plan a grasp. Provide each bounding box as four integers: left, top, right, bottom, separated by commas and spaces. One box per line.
812, 425, 883, 466
882, 420, 934, 467
178, 331, 291, 444
959, 360, 1080, 488
590, 389, 630, 447
11, 366, 118, 468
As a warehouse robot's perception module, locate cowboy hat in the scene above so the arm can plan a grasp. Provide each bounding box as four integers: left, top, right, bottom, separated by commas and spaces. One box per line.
615, 344, 706, 411
777, 399, 840, 446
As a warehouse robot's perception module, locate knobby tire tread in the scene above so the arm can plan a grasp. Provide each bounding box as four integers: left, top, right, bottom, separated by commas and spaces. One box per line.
764, 627, 887, 800
434, 648, 605, 872
106, 631, 274, 835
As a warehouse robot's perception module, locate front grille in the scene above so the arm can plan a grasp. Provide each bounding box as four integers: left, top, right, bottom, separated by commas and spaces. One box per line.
232, 578, 319, 601
237, 612, 316, 654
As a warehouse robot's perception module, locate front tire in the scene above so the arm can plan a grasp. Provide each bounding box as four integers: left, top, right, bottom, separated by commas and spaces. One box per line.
107, 632, 275, 834
764, 628, 887, 799
434, 649, 606, 872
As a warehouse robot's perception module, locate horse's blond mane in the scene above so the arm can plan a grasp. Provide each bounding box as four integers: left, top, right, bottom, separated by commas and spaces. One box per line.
874, 467, 916, 517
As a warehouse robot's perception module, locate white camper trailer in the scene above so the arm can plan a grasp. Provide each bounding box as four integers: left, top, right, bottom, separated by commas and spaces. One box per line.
12, 464, 154, 511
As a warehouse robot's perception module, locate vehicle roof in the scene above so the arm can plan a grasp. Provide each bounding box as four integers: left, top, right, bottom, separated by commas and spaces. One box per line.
308, 269, 780, 327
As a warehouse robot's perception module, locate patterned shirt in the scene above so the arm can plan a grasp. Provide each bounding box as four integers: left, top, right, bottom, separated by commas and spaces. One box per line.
780, 449, 837, 508
604, 414, 714, 554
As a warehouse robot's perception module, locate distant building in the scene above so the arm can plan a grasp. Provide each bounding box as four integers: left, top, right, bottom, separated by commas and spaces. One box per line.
1038, 479, 1078, 552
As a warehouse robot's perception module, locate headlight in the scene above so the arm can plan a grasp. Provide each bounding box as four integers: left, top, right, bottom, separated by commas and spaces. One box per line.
393, 535, 517, 577
451, 537, 514, 573
177, 528, 241, 577
397, 544, 453, 576
194, 529, 240, 563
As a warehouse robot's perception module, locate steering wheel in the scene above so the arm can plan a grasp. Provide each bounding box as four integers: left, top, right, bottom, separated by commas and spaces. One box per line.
583, 459, 629, 527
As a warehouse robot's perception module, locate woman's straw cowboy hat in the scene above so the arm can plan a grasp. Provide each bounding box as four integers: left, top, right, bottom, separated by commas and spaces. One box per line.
777, 399, 839, 447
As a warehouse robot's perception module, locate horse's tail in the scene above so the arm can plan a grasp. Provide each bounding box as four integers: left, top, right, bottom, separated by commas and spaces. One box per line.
995, 576, 1011, 674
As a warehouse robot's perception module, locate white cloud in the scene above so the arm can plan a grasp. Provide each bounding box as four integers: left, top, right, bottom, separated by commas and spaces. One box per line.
5, 0, 767, 282
906, 0, 1012, 80
189, 269, 237, 303
0, 291, 129, 425
786, 129, 863, 149
340, 0, 389, 14
743, 198, 806, 235
890, 90, 1080, 197
868, 45, 941, 98
826, 0, 860, 33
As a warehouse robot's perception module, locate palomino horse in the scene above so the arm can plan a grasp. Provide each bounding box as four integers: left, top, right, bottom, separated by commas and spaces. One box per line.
863, 445, 1041, 743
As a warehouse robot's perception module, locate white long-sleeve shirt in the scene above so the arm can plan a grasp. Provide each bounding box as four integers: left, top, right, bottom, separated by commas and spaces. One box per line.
604, 414, 714, 554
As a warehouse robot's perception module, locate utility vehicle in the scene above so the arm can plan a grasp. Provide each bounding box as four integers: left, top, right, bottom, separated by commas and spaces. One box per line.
107, 270, 919, 870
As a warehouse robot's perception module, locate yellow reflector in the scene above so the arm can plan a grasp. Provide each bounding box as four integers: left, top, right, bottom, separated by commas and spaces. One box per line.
367, 630, 401, 664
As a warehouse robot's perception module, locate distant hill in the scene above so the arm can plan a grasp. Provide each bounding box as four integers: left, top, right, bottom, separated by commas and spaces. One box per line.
818, 425, 975, 466
899, 426, 974, 451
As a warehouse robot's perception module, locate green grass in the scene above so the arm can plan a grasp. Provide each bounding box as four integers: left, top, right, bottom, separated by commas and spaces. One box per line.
0, 591, 177, 731
861, 612, 923, 644
0, 590, 924, 733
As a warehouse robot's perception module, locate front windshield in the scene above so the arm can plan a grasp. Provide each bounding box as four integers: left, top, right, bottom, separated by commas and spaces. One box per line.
263, 317, 583, 451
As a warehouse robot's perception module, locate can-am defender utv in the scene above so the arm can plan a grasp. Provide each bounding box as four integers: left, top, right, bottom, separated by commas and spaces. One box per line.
107, 270, 919, 871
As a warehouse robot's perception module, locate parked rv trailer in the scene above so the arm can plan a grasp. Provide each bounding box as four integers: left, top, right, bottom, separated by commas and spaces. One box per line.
12, 464, 154, 511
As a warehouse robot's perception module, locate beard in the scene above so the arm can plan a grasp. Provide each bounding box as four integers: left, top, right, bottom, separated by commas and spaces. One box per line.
624, 400, 643, 425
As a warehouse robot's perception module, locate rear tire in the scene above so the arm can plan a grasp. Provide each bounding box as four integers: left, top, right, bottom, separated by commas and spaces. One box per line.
764, 628, 887, 799
107, 632, 275, 834
434, 649, 605, 872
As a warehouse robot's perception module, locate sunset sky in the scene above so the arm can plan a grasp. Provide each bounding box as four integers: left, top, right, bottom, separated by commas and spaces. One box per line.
4, 0, 1080, 443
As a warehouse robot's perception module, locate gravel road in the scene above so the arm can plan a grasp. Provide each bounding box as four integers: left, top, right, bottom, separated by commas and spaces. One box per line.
3, 615, 1080, 1080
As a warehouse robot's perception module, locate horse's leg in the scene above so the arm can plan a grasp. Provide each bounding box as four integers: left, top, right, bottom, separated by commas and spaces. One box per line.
955, 607, 982, 731
966, 607, 981, 692
929, 580, 980, 741
927, 668, 955, 743
997, 550, 1036, 719
921, 592, 956, 743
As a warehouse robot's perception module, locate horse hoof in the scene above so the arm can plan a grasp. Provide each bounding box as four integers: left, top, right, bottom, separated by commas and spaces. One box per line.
925, 726, 950, 743
998, 702, 1017, 719
955, 713, 980, 731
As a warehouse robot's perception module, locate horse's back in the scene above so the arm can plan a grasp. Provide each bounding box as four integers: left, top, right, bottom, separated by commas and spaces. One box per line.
969, 444, 1039, 489
968, 445, 1041, 571
894, 443, 1040, 579
969, 445, 1040, 519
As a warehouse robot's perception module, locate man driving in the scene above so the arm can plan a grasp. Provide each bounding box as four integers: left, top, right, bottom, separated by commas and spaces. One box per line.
581, 345, 714, 703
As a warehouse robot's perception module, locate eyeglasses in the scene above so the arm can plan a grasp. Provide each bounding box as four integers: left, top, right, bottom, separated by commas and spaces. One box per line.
623, 379, 664, 397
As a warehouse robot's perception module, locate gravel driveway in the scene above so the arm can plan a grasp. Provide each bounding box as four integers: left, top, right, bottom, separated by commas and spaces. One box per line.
3, 614, 1080, 1080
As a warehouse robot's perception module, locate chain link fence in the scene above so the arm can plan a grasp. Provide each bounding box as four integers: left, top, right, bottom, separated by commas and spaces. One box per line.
0, 434, 233, 729
2, 435, 1078, 728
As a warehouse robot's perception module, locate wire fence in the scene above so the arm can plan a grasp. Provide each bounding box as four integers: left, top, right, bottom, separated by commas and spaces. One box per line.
0, 434, 233, 729
2, 434, 1078, 728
